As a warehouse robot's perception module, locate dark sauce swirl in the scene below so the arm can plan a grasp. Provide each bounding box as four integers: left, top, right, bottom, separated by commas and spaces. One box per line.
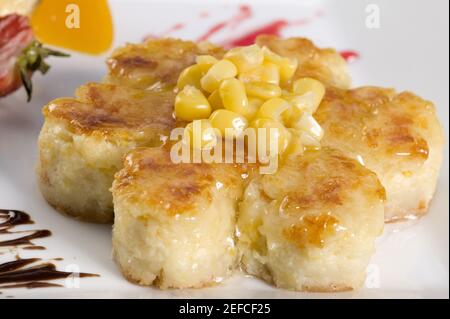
0, 209, 98, 291
0, 209, 33, 231
0, 259, 98, 285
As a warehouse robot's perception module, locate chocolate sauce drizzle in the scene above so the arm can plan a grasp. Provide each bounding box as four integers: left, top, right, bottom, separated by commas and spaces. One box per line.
0, 229, 51, 247
0, 209, 33, 231
0, 209, 51, 247
0, 260, 97, 285
0, 209, 98, 291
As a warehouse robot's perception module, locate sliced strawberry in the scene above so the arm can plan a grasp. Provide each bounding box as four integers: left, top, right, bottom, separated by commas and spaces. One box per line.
0, 14, 34, 98
0, 14, 69, 101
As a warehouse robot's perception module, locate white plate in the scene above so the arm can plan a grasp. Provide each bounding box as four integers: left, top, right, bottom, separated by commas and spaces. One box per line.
0, 0, 448, 299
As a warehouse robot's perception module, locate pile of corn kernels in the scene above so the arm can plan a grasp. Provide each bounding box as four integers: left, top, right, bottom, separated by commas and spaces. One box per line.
174, 44, 325, 157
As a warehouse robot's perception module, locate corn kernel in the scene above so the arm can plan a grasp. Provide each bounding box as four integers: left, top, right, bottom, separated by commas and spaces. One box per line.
292, 77, 325, 112
207, 89, 224, 110
200, 59, 237, 93
209, 109, 248, 137
247, 97, 263, 120
238, 62, 279, 85
288, 128, 320, 150
175, 85, 211, 121
244, 81, 281, 100
261, 47, 280, 62
288, 93, 316, 113
196, 55, 219, 72
248, 97, 263, 109
294, 113, 324, 140
262, 46, 298, 82
183, 119, 218, 150
224, 44, 264, 73
256, 98, 290, 122
176, 64, 205, 90
219, 78, 251, 117
282, 105, 300, 128
299, 131, 321, 149
283, 129, 305, 157
281, 93, 316, 126
251, 118, 291, 154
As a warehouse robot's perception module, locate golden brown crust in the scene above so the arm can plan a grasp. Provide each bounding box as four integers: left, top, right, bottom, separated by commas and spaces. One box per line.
255, 35, 351, 89
238, 147, 384, 292
106, 38, 225, 90
42, 82, 180, 142
263, 148, 385, 213
316, 86, 438, 168
260, 148, 385, 249
283, 214, 340, 249
112, 147, 243, 215
316, 86, 444, 221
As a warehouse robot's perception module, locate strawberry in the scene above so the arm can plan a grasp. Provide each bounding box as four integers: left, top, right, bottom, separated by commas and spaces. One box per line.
0, 14, 69, 101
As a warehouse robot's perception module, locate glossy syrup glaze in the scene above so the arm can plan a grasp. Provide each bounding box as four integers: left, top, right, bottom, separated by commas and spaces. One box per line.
283, 214, 339, 248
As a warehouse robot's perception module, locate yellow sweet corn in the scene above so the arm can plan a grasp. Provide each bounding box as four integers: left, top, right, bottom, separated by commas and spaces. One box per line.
238, 62, 280, 85
224, 44, 264, 73
256, 98, 290, 122
196, 55, 219, 72
200, 59, 237, 93
283, 129, 305, 157
176, 64, 204, 90
175, 85, 211, 121
288, 93, 316, 113
292, 77, 326, 111
248, 97, 263, 109
288, 127, 320, 150
281, 93, 316, 126
183, 119, 219, 150
219, 78, 251, 117
294, 113, 324, 140
299, 131, 321, 149
262, 46, 298, 82
244, 81, 281, 100
251, 118, 291, 154
207, 89, 224, 110
247, 97, 263, 120
209, 109, 248, 137
174, 44, 324, 163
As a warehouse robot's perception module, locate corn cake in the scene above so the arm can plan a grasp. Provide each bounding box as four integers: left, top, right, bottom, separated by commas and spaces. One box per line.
37, 82, 178, 223
111, 146, 385, 291
107, 36, 350, 91
112, 147, 246, 288
315, 87, 444, 222
106, 38, 225, 90
237, 147, 385, 291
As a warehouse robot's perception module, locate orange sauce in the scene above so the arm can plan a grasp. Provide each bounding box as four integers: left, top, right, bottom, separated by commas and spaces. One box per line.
31, 0, 113, 54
